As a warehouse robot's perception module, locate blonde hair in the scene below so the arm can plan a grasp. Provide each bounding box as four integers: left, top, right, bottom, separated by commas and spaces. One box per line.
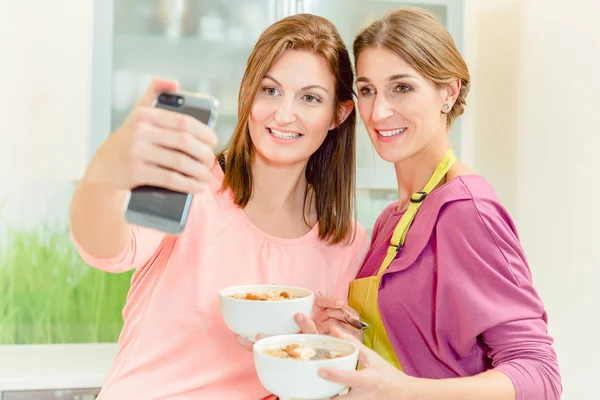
217, 14, 357, 244
354, 8, 470, 126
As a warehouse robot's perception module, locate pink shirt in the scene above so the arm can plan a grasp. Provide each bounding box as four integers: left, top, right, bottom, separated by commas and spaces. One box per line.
72, 164, 368, 399
358, 175, 562, 400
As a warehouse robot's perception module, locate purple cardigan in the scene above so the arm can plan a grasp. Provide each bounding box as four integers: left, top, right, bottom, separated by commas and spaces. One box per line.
358, 175, 562, 400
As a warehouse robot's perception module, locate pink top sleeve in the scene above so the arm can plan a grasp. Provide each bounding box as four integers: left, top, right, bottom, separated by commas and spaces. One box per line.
71, 223, 165, 273
436, 196, 562, 400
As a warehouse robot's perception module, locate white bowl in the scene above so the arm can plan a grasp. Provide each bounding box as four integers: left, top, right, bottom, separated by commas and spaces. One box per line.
219, 285, 314, 341
253, 334, 359, 400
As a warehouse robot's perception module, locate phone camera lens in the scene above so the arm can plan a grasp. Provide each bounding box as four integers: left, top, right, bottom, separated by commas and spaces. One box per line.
172, 96, 183, 107
158, 93, 182, 107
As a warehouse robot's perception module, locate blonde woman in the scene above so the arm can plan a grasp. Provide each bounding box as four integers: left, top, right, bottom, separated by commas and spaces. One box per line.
306, 8, 562, 400
70, 14, 368, 399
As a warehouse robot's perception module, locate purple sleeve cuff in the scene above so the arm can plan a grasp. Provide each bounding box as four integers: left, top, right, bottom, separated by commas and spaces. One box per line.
495, 359, 562, 400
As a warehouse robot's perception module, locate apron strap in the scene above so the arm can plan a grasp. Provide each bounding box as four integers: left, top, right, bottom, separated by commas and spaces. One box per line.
376, 149, 457, 277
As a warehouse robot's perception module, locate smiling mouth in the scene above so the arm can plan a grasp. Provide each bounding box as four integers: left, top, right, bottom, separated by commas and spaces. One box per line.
268, 128, 302, 140
376, 128, 407, 137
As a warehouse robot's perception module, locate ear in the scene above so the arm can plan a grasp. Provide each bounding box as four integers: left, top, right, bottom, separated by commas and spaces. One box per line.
441, 78, 461, 113
329, 100, 355, 130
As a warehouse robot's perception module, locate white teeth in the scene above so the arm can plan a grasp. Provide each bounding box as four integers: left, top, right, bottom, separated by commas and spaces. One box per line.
378, 128, 406, 137
270, 129, 300, 140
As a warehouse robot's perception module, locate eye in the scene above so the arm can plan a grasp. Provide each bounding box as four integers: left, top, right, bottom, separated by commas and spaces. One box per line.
359, 86, 375, 96
302, 94, 321, 104
393, 84, 411, 93
263, 86, 280, 96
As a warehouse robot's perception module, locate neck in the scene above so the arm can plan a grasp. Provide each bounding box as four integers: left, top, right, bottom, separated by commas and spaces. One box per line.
248, 154, 309, 214
394, 136, 450, 211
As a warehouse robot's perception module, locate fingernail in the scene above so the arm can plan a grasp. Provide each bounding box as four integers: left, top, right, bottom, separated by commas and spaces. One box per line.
317, 369, 329, 379
237, 336, 249, 345
296, 314, 304, 322
336, 300, 345, 308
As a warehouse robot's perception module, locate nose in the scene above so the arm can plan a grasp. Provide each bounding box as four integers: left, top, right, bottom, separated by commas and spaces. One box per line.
274, 96, 297, 125
371, 94, 394, 122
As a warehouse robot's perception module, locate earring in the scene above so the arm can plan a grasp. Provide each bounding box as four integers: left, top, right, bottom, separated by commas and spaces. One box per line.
442, 103, 450, 113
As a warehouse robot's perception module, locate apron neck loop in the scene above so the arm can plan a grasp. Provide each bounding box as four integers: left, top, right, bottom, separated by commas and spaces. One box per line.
377, 148, 457, 277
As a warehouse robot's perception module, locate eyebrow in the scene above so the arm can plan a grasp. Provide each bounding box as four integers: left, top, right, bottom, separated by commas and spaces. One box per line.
264, 74, 329, 93
356, 73, 418, 83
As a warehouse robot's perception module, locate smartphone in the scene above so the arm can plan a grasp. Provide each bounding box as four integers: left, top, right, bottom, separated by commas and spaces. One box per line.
123, 91, 219, 235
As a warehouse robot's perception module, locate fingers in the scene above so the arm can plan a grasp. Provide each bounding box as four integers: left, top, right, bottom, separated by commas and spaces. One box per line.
318, 367, 370, 389
236, 336, 254, 352
318, 318, 360, 339
136, 106, 218, 148
314, 302, 362, 338
295, 313, 318, 334
126, 111, 218, 191
135, 121, 216, 168
131, 162, 205, 193
137, 78, 179, 107
315, 296, 361, 322
315, 295, 346, 310
139, 144, 212, 183
314, 307, 348, 327
237, 334, 269, 353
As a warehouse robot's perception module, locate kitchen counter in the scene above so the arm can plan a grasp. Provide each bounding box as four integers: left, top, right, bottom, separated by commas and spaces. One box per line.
0, 343, 118, 392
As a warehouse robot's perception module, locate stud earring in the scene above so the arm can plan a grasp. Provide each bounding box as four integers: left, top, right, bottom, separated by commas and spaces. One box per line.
442, 103, 450, 112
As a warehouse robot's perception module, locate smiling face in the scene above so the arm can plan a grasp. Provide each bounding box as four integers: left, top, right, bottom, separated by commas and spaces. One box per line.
355, 47, 452, 164
248, 49, 338, 167
218, 13, 358, 244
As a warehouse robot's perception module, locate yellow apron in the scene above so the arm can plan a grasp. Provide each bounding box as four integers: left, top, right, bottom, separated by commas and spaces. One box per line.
348, 149, 457, 369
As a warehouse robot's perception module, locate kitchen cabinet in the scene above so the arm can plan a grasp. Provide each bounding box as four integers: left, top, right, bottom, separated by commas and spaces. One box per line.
0, 344, 117, 398
2, 388, 100, 400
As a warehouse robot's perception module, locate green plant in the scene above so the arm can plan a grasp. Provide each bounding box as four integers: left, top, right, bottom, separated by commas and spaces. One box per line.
0, 227, 133, 344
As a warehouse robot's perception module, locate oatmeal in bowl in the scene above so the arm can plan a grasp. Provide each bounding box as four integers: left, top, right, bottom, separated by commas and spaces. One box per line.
264, 344, 348, 360
219, 285, 314, 341
229, 291, 295, 301
253, 334, 359, 400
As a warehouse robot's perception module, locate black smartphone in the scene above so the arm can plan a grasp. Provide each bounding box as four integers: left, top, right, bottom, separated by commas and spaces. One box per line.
123, 91, 219, 235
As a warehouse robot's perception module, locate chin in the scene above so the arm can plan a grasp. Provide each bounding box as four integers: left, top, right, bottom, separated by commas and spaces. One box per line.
381, 150, 416, 165
256, 150, 308, 167
371, 145, 399, 163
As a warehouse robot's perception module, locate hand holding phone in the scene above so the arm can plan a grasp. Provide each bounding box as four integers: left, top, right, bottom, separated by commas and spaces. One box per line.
128, 90, 219, 192
87, 80, 219, 193
122, 90, 220, 234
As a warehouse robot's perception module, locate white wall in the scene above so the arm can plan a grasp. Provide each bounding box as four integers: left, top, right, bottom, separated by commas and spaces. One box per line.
0, 0, 93, 180
517, 0, 600, 397
464, 0, 600, 398
462, 0, 522, 215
